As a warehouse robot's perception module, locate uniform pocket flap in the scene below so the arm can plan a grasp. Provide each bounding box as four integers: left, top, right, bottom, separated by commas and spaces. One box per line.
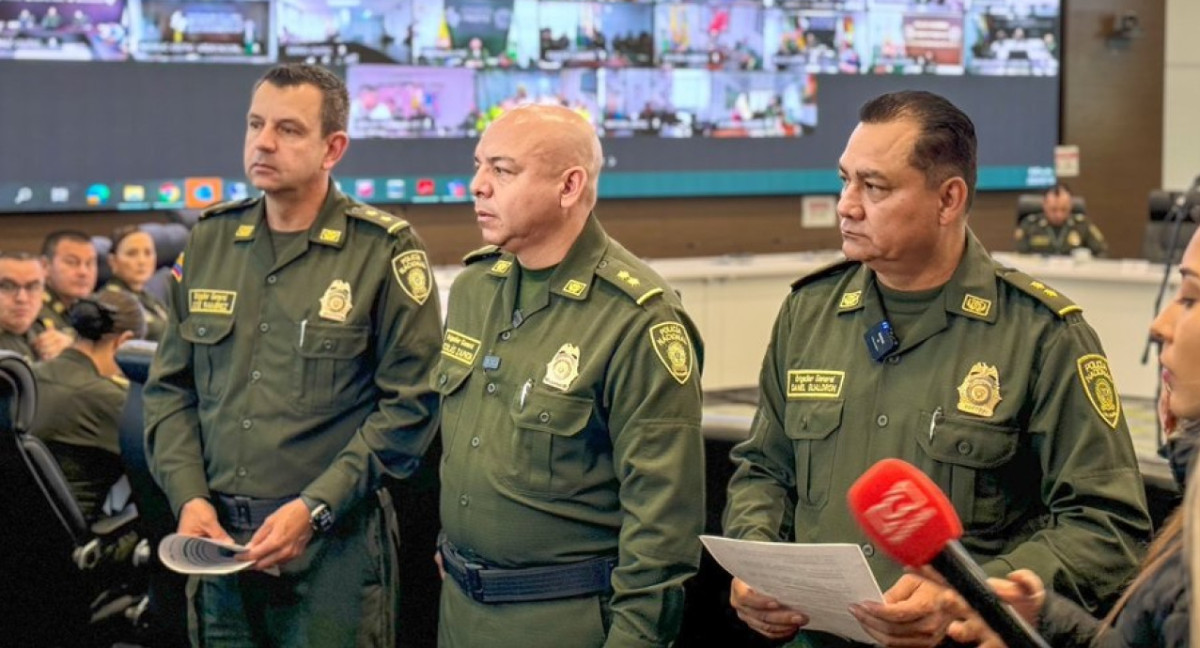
513, 390, 593, 436
783, 400, 843, 441
919, 414, 1019, 469
431, 359, 472, 396
297, 323, 369, 359
179, 317, 234, 345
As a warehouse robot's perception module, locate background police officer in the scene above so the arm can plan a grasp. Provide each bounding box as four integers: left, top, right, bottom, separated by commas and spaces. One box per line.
435, 104, 705, 647
724, 91, 1150, 647
144, 63, 441, 647
1015, 182, 1108, 257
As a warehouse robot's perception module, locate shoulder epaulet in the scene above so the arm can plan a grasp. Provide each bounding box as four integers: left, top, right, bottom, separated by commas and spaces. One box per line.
346, 204, 411, 235
102, 283, 121, 293
596, 256, 667, 307
109, 374, 130, 389
462, 245, 502, 266
199, 197, 256, 219
790, 258, 857, 291
1017, 213, 1039, 227
997, 268, 1082, 318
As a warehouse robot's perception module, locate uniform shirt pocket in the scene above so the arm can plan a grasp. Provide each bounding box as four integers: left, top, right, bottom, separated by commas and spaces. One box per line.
783, 400, 843, 509
917, 411, 1021, 532
506, 389, 595, 495
179, 316, 235, 401
431, 359, 472, 450
293, 323, 370, 413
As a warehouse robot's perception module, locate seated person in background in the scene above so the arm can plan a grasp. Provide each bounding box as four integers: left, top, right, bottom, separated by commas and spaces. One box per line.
39, 230, 98, 353
103, 225, 169, 341
0, 251, 58, 362
32, 290, 146, 522
1015, 183, 1108, 257
933, 226, 1200, 648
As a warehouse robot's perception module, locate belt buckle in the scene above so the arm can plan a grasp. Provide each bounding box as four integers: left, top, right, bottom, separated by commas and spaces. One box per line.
463, 560, 487, 602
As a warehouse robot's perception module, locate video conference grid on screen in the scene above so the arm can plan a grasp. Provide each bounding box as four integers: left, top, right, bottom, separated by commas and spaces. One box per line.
0, 0, 1056, 141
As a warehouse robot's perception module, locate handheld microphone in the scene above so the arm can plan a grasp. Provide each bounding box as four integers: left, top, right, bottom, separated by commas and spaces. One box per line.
847, 459, 1051, 648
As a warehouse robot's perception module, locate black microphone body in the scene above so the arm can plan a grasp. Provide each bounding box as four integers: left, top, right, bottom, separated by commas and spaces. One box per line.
930, 541, 1050, 648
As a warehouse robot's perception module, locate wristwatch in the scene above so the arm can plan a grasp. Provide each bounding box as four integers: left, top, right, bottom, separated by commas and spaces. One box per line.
302, 495, 335, 534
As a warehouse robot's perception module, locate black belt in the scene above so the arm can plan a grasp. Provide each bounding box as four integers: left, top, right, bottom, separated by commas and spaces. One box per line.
212, 493, 294, 532
439, 536, 616, 604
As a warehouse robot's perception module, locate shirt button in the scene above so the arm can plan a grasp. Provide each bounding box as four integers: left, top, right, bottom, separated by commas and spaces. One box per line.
486, 383, 497, 394
259, 323, 270, 333
267, 275, 278, 285
251, 370, 262, 381
438, 374, 448, 386
886, 356, 901, 365
459, 495, 469, 507
598, 260, 608, 268
538, 411, 551, 423
470, 437, 481, 448
241, 419, 252, 430
197, 326, 208, 337
876, 414, 888, 427
323, 339, 334, 350
236, 467, 247, 477
500, 331, 512, 341
862, 543, 875, 558
957, 440, 973, 455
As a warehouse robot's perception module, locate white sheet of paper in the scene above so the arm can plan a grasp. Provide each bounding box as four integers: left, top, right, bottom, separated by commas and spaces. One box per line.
700, 535, 884, 645
158, 533, 278, 576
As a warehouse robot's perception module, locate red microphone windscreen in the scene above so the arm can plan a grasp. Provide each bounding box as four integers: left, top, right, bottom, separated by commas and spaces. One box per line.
847, 458, 964, 567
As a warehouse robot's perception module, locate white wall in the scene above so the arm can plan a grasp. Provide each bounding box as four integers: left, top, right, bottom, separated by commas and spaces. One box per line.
1163, 0, 1200, 190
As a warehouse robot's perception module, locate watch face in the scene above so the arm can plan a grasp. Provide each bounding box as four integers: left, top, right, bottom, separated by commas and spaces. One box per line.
311, 504, 334, 533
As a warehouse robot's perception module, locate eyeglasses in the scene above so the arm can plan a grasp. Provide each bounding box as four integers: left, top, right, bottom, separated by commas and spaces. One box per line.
0, 280, 44, 296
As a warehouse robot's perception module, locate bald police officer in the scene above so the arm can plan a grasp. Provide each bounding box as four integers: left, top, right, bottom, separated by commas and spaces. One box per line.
144, 64, 441, 647
435, 104, 705, 647
1015, 183, 1108, 257
724, 91, 1150, 647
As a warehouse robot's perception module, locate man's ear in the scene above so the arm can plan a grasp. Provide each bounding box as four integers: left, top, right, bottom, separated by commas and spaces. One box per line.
559, 167, 587, 209
323, 131, 350, 170
938, 176, 969, 225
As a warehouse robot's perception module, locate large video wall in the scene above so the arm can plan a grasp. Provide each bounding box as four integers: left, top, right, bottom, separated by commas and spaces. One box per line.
0, 0, 1060, 212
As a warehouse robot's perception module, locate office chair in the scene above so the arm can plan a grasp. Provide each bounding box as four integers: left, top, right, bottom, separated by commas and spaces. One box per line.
116, 340, 189, 646
1142, 189, 1199, 264
0, 351, 146, 646
1015, 193, 1087, 225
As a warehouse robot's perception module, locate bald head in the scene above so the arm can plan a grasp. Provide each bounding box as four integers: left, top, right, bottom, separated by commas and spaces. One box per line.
489, 104, 603, 210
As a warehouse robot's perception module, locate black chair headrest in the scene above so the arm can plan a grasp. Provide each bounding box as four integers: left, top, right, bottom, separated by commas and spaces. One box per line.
116, 341, 158, 385
0, 351, 38, 433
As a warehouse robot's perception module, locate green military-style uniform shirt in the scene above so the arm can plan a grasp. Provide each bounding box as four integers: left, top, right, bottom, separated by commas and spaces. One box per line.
724, 231, 1150, 647
437, 215, 706, 648
33, 347, 128, 521
104, 277, 169, 342
144, 184, 441, 520
1015, 211, 1108, 256
0, 329, 38, 362
39, 286, 76, 334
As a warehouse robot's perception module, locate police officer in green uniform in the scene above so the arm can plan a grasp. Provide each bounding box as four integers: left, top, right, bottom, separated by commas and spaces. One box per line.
33, 290, 145, 522
436, 104, 705, 647
724, 91, 1150, 647
143, 64, 441, 647
0, 252, 48, 361
39, 230, 99, 336
1015, 183, 1108, 257
103, 225, 170, 341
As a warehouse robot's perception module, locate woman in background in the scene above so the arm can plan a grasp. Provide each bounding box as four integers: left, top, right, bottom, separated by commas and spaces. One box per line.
103, 225, 167, 341
33, 290, 146, 522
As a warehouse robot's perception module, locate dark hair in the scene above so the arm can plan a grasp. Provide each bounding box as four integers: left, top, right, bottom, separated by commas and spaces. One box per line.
69, 290, 146, 342
41, 230, 92, 259
255, 64, 349, 137
110, 225, 151, 255
859, 90, 978, 208
1044, 181, 1072, 197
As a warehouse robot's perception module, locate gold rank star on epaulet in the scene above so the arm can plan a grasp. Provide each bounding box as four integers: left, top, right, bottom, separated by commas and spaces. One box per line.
597, 258, 664, 306
109, 374, 130, 388
997, 268, 1082, 318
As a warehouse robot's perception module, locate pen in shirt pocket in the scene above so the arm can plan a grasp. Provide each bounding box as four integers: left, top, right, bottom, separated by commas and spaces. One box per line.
299, 319, 307, 346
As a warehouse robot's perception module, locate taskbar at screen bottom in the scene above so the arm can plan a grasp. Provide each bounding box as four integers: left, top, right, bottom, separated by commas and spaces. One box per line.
0, 166, 1054, 214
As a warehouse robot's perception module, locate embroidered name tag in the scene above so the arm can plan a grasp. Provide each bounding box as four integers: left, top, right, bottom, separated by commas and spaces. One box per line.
787, 370, 845, 399
188, 289, 237, 315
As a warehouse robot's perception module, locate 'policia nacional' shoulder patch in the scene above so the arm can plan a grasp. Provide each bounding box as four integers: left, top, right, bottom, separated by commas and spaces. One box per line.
392, 250, 432, 305
649, 321, 693, 385
1077, 354, 1121, 429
